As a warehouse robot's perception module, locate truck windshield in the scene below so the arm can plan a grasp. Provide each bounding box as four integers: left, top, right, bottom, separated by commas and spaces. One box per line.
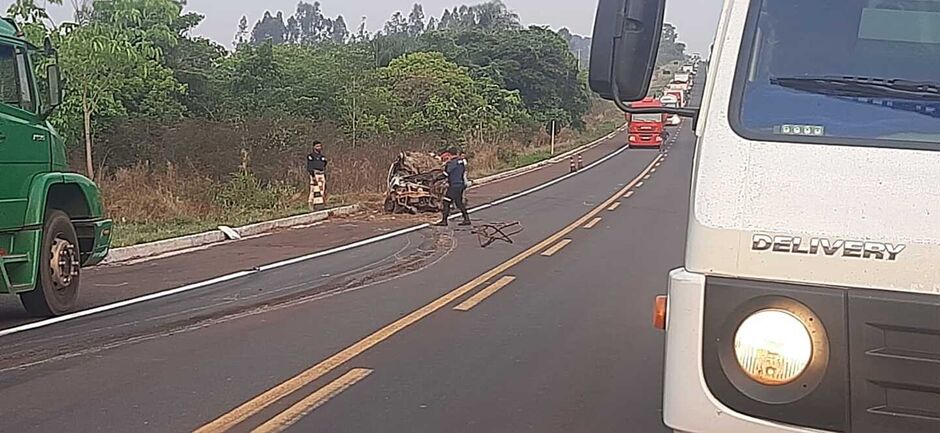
735, 0, 940, 147
632, 114, 662, 122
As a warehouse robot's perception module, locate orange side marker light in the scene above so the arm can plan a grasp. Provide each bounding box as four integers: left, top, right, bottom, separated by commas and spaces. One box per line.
653, 295, 668, 330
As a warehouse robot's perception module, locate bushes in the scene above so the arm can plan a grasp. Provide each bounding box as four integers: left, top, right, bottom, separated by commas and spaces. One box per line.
213, 170, 297, 212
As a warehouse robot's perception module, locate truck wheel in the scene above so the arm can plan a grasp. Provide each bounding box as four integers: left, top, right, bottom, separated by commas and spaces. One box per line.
21, 210, 81, 317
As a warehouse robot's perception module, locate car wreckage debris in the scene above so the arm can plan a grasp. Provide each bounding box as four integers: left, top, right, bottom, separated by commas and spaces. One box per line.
471, 221, 524, 248
384, 151, 450, 214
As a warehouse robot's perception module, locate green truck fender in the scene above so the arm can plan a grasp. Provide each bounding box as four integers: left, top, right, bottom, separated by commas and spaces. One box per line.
24, 173, 107, 224
24, 172, 113, 266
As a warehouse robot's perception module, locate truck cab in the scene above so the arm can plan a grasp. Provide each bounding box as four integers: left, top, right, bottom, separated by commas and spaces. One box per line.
590, 1, 940, 432
0, 19, 111, 316
626, 97, 667, 149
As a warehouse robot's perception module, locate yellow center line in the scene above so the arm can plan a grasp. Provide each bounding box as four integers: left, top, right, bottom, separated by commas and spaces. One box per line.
607, 202, 621, 211
540, 239, 573, 257
454, 276, 517, 312
192, 153, 664, 433
583, 217, 603, 229
623, 191, 635, 199
251, 368, 373, 433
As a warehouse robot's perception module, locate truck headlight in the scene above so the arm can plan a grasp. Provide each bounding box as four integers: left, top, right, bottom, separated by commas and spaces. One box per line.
733, 309, 813, 386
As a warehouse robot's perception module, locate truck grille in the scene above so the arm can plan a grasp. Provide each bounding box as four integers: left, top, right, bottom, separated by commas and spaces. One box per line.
848, 290, 940, 433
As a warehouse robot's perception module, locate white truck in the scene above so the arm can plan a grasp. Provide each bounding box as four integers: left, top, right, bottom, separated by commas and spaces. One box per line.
659, 94, 682, 125
673, 72, 692, 86
589, 1, 940, 433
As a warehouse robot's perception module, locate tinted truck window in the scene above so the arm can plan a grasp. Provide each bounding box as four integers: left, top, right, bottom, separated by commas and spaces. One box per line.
735, 0, 940, 147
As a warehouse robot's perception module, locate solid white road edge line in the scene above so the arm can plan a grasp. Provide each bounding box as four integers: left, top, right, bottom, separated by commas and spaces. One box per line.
0, 142, 636, 339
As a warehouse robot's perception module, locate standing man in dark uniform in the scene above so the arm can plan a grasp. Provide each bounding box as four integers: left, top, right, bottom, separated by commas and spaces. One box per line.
437, 149, 471, 227
306, 141, 328, 211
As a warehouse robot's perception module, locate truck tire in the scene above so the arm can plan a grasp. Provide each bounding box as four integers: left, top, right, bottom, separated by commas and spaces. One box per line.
20, 210, 81, 317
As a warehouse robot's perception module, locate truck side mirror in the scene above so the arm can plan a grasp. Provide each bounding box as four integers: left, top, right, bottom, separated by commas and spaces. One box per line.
46, 63, 62, 111
589, 0, 666, 104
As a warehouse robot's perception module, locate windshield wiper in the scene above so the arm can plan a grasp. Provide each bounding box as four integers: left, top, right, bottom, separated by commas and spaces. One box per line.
770, 75, 940, 101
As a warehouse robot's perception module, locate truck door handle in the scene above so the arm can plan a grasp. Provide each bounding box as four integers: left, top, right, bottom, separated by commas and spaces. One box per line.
0, 132, 7, 142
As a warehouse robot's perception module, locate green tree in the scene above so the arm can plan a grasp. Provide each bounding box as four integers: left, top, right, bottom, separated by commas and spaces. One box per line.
407, 4, 426, 37
656, 23, 687, 66
167, 36, 227, 118
381, 52, 522, 141
6, 0, 67, 45
56, 21, 183, 179
234, 15, 249, 46
331, 15, 349, 43
383, 11, 408, 36
252, 11, 287, 44
286, 1, 332, 45
421, 27, 588, 128
437, 1, 520, 31
213, 41, 284, 119
352, 16, 370, 42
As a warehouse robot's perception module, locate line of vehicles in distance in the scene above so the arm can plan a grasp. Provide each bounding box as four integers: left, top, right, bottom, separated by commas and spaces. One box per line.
625, 62, 698, 149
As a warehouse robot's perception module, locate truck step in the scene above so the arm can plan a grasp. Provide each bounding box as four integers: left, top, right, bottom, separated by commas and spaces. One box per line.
1, 254, 32, 294
0, 254, 29, 264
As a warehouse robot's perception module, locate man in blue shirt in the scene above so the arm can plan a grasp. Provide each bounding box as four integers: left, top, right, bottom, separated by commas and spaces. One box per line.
437, 148, 471, 227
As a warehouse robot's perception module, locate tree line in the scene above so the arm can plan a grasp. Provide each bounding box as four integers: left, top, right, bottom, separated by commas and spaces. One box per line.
7, 0, 592, 179
7, 0, 688, 185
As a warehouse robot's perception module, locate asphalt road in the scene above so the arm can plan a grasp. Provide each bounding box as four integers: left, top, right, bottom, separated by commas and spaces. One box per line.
0, 84, 700, 433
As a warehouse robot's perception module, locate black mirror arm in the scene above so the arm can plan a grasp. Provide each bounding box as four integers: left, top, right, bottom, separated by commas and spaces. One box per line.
611, 78, 700, 119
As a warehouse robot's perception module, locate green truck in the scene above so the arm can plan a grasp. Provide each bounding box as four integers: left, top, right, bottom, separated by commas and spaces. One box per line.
0, 19, 112, 316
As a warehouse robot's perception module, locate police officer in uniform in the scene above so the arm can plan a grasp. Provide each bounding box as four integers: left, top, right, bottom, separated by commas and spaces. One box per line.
437, 148, 471, 227
306, 141, 328, 211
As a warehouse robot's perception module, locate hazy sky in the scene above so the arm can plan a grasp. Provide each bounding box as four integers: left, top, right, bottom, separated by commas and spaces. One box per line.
5, 0, 721, 53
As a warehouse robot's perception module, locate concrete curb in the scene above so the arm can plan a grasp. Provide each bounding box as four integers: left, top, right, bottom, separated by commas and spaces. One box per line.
470, 123, 627, 188
236, 204, 359, 237
100, 204, 360, 265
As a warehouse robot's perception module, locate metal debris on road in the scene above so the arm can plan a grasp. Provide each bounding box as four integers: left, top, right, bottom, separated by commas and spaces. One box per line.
471, 221, 524, 248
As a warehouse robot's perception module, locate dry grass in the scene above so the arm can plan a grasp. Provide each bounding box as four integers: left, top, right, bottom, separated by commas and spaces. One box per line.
101, 163, 217, 224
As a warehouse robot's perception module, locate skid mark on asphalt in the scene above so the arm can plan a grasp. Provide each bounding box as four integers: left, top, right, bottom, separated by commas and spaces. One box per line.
0, 236, 458, 374
454, 276, 517, 312
251, 368, 374, 433
0, 236, 422, 355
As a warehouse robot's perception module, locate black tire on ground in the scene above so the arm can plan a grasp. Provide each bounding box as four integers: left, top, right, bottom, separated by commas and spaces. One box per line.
20, 210, 81, 317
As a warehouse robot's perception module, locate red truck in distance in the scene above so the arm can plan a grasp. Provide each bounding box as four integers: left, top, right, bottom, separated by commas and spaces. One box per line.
626, 97, 668, 149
